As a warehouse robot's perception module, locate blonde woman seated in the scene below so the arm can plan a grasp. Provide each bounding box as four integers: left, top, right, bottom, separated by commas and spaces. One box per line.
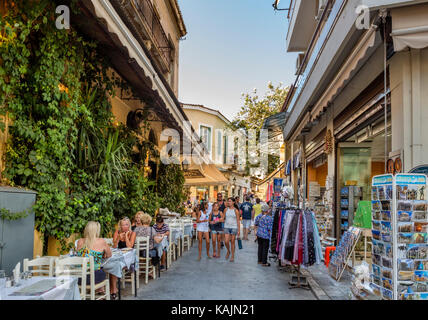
113, 217, 136, 249
110, 217, 136, 299
133, 212, 161, 264
76, 221, 112, 291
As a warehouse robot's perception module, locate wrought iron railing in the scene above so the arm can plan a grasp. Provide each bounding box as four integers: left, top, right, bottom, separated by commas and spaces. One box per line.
132, 0, 172, 67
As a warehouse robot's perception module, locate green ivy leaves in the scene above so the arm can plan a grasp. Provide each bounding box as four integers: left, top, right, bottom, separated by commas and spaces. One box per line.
0, 208, 30, 221
0, 2, 184, 254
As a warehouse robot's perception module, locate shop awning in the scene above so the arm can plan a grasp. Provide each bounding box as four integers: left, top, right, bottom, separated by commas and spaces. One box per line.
77, 0, 209, 165
184, 164, 229, 186
391, 4, 428, 52
310, 25, 381, 122
262, 112, 289, 139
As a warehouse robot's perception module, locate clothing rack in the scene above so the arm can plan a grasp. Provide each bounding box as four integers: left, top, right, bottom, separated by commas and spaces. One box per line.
270, 207, 323, 291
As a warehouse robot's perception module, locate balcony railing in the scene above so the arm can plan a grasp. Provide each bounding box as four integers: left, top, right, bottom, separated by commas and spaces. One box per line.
131, 0, 172, 70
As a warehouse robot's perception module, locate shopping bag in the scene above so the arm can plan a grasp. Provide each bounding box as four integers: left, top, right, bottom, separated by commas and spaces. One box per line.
237, 237, 243, 249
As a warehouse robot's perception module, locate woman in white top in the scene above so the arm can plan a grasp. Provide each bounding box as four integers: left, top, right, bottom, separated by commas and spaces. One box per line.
196, 201, 211, 261
223, 197, 241, 262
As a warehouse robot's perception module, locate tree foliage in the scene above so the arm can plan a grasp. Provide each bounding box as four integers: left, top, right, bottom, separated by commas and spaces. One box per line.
231, 82, 289, 131
231, 82, 289, 176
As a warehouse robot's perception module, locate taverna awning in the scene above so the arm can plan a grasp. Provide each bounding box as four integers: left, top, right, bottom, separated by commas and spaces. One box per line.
184, 164, 229, 186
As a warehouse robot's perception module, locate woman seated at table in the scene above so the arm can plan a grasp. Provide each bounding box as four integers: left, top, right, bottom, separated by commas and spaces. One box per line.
76, 221, 112, 290
113, 217, 136, 249
110, 217, 136, 299
153, 215, 170, 271
133, 212, 161, 263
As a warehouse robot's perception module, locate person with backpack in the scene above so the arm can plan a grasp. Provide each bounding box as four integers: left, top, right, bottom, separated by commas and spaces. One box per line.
240, 195, 254, 241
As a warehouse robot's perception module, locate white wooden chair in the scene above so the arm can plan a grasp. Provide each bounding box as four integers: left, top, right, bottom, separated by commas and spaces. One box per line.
181, 222, 192, 252
135, 236, 156, 286
167, 232, 176, 268
13, 262, 20, 279
169, 224, 181, 259
120, 265, 136, 295
55, 256, 110, 300
23, 256, 55, 277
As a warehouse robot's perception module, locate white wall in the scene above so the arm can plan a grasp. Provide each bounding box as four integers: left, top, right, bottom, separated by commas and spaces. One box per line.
390, 47, 428, 171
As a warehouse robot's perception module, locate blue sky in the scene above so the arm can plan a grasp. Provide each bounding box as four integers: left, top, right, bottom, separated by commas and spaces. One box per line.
178, 0, 298, 120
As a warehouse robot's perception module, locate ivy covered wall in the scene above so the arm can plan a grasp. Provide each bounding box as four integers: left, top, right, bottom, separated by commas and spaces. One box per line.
0, 2, 185, 252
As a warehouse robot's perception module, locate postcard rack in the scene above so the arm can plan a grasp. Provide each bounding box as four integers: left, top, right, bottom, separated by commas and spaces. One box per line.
370, 173, 428, 300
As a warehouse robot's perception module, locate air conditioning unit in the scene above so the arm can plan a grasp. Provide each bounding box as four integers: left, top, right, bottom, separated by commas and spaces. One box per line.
295, 53, 305, 75
316, 0, 328, 21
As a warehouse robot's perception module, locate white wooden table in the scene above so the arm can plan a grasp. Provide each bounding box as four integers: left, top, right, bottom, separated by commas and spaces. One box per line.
2, 276, 80, 300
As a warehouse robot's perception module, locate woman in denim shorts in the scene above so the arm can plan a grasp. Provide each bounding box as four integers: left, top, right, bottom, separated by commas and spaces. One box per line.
209, 202, 224, 258
223, 197, 241, 262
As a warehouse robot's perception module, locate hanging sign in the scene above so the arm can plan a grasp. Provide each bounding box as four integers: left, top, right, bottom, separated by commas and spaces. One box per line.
273, 178, 284, 193
324, 129, 333, 155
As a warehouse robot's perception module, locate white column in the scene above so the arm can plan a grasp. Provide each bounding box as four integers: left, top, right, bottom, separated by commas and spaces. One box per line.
411, 49, 422, 167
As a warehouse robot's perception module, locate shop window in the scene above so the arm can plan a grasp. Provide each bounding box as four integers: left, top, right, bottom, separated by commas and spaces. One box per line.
199, 125, 212, 155
338, 147, 371, 200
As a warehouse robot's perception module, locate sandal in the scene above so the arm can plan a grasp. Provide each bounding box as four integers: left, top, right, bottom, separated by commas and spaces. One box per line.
111, 293, 117, 300
262, 263, 271, 267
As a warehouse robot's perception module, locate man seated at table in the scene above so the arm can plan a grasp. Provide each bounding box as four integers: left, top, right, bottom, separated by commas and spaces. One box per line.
153, 215, 170, 271
76, 221, 112, 294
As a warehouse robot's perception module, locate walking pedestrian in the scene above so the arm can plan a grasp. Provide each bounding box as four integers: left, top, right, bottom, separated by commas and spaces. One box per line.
196, 202, 211, 261
223, 197, 241, 262
234, 196, 241, 211
254, 204, 273, 267
252, 198, 262, 232
208, 202, 224, 258
216, 193, 226, 248
240, 196, 254, 241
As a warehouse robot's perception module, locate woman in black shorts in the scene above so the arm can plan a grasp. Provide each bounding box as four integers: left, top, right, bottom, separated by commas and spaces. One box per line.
209, 202, 225, 258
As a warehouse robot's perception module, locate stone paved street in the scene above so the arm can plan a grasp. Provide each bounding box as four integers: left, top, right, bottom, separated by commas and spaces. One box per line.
124, 228, 317, 300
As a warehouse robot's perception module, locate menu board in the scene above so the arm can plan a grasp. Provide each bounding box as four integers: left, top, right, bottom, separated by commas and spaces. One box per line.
370, 174, 428, 300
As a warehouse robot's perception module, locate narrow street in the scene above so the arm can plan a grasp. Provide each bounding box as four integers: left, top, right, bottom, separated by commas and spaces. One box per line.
125, 228, 316, 300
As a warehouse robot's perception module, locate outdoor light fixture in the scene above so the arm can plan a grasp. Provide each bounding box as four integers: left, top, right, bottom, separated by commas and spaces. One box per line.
181, 159, 190, 172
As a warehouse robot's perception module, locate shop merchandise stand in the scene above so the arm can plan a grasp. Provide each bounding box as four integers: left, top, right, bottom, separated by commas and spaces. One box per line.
337, 229, 362, 281
288, 265, 311, 290
328, 227, 362, 282
370, 173, 428, 300
273, 203, 310, 290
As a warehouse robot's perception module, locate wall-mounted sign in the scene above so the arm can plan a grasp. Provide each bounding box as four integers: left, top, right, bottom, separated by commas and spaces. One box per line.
387, 157, 403, 175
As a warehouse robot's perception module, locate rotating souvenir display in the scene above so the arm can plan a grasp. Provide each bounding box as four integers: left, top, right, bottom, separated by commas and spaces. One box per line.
370, 174, 428, 300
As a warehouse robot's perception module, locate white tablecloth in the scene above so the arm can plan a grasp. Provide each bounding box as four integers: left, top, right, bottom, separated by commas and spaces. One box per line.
154, 237, 169, 257
102, 248, 138, 278
183, 224, 193, 237
170, 228, 183, 245
2, 276, 80, 300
